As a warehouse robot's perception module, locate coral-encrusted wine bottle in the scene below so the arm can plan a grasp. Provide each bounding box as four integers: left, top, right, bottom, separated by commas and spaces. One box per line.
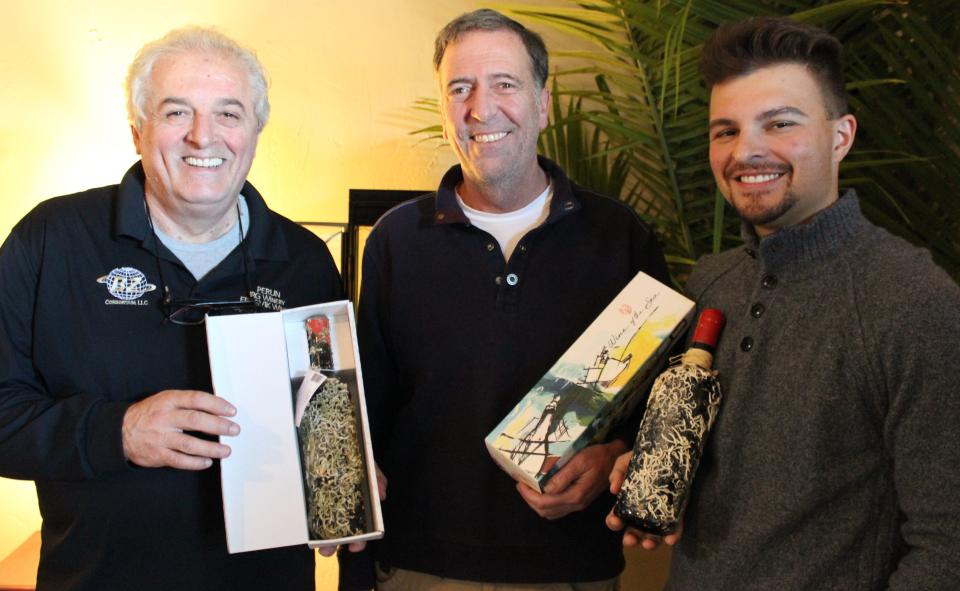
614, 308, 725, 535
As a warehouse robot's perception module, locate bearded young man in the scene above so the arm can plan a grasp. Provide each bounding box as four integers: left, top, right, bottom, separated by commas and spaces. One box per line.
608, 17, 960, 591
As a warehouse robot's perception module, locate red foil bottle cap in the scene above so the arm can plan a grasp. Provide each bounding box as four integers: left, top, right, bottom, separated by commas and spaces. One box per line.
692, 308, 725, 349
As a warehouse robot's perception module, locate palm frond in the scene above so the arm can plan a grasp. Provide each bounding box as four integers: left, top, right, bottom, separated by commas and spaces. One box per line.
499, 0, 960, 282
412, 0, 960, 282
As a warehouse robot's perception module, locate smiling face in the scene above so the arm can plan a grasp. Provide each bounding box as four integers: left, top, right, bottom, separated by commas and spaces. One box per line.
438, 29, 550, 211
132, 50, 260, 219
708, 63, 856, 236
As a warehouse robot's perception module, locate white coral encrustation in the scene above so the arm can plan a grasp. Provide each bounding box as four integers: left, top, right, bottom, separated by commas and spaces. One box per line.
619, 363, 722, 528
299, 377, 366, 539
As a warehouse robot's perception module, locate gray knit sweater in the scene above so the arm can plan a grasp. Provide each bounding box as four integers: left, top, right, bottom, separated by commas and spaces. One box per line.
670, 192, 960, 590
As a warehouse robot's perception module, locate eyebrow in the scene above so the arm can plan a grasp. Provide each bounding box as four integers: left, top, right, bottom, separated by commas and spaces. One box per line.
444, 72, 523, 89
445, 77, 474, 90
158, 97, 247, 111
759, 106, 807, 119
708, 106, 808, 129
708, 118, 736, 130
488, 73, 524, 89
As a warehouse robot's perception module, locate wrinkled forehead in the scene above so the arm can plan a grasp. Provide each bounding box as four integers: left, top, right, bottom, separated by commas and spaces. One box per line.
438, 29, 536, 84
147, 49, 253, 99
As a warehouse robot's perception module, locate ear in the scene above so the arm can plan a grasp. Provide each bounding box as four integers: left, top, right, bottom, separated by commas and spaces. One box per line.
537, 84, 550, 131
130, 124, 142, 155
832, 114, 857, 163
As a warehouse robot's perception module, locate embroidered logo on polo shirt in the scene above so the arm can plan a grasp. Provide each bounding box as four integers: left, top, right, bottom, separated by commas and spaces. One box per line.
97, 267, 157, 306
251, 285, 285, 311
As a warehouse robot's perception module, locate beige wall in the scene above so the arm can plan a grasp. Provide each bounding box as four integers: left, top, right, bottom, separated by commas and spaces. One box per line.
0, 2, 671, 589
1, 1, 477, 239
0, 0, 475, 570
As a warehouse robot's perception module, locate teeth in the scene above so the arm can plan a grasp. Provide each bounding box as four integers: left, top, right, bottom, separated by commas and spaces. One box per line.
184, 157, 224, 168
740, 173, 781, 184
473, 132, 508, 143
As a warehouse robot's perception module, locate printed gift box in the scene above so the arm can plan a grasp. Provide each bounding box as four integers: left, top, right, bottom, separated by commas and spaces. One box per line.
206, 301, 383, 553
485, 272, 695, 491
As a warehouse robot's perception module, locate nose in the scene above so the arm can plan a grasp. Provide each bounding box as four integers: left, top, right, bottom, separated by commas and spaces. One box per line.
468, 87, 497, 123
185, 112, 215, 147
731, 128, 767, 162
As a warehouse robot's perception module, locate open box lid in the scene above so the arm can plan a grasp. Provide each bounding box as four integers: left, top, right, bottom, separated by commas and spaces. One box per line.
207, 301, 383, 553
207, 310, 309, 553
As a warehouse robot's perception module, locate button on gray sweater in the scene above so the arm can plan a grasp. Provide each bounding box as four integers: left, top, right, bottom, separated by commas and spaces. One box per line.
671, 193, 960, 590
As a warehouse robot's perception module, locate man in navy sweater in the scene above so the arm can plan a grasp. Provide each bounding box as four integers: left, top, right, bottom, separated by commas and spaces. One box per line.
341, 9, 670, 591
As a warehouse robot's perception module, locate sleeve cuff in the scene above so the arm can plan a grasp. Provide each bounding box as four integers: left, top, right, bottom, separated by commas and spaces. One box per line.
84, 400, 135, 477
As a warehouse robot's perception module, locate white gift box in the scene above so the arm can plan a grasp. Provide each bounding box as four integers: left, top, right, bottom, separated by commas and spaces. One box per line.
206, 301, 383, 553
485, 272, 695, 491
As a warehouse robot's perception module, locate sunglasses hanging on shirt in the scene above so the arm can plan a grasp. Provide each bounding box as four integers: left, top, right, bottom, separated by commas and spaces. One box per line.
144, 198, 258, 326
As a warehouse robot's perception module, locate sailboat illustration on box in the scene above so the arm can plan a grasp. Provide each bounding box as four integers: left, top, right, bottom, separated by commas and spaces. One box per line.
485, 272, 695, 491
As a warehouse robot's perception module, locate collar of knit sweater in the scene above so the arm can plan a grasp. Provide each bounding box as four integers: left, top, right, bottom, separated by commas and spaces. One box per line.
740, 190, 865, 272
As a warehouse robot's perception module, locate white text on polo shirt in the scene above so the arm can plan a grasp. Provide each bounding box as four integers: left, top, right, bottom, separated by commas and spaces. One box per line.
252, 286, 286, 310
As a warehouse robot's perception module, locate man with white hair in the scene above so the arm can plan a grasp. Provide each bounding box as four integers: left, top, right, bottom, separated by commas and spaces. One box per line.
0, 27, 341, 590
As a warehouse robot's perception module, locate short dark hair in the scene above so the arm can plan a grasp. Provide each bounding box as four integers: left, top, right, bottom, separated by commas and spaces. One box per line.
700, 17, 848, 118
434, 9, 549, 89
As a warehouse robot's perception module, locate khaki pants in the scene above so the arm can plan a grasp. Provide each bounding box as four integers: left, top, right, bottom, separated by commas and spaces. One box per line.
375, 565, 619, 591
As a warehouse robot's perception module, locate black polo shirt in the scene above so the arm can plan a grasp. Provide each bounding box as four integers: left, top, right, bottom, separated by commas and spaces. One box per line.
0, 162, 342, 591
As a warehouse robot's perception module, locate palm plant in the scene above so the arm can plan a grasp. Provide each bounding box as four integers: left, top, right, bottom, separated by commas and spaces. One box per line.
488, 0, 960, 283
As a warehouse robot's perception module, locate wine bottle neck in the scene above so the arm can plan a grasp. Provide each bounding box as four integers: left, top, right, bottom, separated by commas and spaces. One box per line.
681, 347, 714, 369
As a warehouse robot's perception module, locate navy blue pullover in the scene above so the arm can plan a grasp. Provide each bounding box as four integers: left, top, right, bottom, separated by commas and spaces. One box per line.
340, 157, 669, 587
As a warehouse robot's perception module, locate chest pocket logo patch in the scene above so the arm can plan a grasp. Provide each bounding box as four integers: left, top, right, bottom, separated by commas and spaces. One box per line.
97, 267, 157, 301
